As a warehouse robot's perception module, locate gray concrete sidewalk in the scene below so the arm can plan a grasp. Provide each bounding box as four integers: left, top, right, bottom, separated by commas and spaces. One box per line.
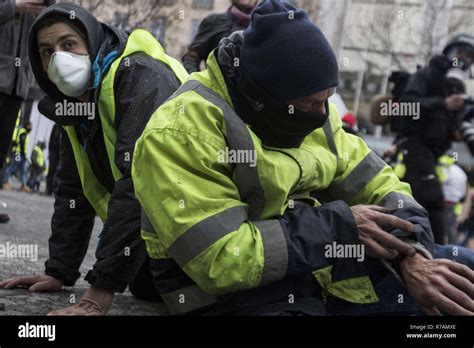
0, 188, 167, 315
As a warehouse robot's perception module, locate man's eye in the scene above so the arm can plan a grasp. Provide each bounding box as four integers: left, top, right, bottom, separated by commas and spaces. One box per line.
41, 49, 53, 58
64, 41, 76, 49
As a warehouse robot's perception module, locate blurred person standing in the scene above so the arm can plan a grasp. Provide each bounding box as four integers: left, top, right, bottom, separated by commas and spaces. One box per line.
27, 139, 46, 192
0, 0, 53, 173
2, 121, 32, 192
442, 163, 468, 244
182, 0, 257, 73
0, 0, 54, 221
398, 34, 474, 244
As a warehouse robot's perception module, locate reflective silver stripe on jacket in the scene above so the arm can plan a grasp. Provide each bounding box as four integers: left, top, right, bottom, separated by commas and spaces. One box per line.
328, 151, 387, 203
168, 205, 248, 267
254, 219, 288, 286
379, 191, 424, 211
160, 285, 217, 315
323, 120, 338, 159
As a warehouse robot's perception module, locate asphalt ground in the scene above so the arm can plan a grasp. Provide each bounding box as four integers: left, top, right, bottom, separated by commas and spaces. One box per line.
0, 186, 167, 315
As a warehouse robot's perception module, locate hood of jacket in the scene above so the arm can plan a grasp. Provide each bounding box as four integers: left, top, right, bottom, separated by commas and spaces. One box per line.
216, 30, 253, 125
217, 30, 244, 84
29, 2, 127, 110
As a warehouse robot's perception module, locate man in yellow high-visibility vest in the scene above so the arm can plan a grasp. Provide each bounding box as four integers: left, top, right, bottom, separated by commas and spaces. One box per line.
27, 140, 46, 192
2, 121, 32, 192
133, 0, 474, 316
0, 2, 187, 315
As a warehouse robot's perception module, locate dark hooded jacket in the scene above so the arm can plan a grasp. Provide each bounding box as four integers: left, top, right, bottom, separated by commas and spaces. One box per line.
182, 5, 251, 74
399, 54, 453, 156
0, 0, 55, 99
29, 3, 181, 291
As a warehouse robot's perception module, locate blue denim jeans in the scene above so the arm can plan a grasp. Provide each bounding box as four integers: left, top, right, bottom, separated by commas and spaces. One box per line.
325, 244, 474, 316
3, 154, 28, 186
27, 167, 43, 191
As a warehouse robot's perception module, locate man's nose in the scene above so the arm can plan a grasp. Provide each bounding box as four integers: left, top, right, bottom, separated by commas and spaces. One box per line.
314, 103, 326, 115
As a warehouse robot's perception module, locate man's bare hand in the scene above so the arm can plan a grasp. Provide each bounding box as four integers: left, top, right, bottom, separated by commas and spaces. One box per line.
15, 0, 45, 16
383, 144, 398, 158
0, 274, 62, 292
400, 253, 474, 316
445, 94, 465, 111
351, 205, 417, 260
48, 287, 114, 316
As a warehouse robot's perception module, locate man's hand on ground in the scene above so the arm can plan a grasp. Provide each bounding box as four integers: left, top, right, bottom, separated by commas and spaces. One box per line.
0, 274, 62, 292
48, 287, 114, 316
400, 253, 474, 316
15, 0, 45, 16
351, 205, 417, 260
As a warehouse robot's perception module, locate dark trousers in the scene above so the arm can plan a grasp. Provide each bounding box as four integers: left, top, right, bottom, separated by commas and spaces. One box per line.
27, 166, 43, 191
129, 256, 162, 302
0, 93, 22, 171
403, 138, 446, 244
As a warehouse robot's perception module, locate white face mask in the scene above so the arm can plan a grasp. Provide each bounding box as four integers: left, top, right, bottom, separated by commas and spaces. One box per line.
47, 51, 91, 97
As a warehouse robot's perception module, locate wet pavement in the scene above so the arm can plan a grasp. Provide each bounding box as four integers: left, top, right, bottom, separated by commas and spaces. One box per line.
0, 187, 167, 316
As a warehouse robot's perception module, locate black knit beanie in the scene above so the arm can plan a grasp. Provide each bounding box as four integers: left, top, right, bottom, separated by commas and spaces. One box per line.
240, 0, 339, 100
